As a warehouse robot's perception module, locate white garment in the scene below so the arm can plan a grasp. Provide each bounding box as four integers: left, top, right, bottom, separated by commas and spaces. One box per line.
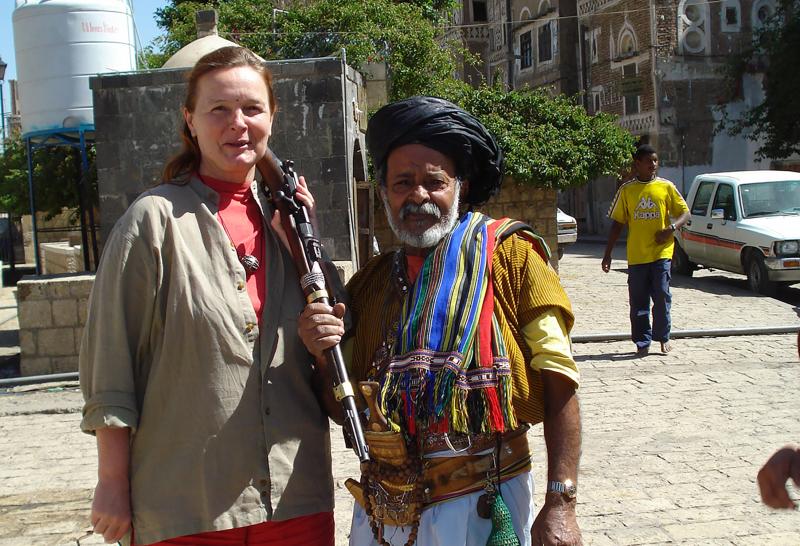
349, 471, 535, 546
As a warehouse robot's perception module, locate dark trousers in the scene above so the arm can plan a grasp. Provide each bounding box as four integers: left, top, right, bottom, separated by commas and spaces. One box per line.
627, 259, 672, 349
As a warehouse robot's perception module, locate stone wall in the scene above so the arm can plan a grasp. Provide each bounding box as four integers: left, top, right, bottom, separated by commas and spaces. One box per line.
16, 274, 93, 376
91, 57, 367, 266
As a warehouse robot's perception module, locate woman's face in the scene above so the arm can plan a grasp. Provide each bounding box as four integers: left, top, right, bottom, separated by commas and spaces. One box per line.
184, 66, 274, 183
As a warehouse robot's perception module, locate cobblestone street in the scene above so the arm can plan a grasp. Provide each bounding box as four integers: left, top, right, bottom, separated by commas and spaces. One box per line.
1, 242, 798, 545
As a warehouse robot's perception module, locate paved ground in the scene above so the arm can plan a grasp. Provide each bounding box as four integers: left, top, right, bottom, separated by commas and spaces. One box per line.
1, 242, 799, 545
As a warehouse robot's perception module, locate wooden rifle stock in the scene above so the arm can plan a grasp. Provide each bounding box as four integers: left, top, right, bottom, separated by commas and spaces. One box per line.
257, 150, 370, 464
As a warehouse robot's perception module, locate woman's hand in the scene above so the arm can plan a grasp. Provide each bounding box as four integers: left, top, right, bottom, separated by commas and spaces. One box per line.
91, 476, 131, 544
92, 427, 132, 544
298, 302, 346, 361
270, 175, 318, 252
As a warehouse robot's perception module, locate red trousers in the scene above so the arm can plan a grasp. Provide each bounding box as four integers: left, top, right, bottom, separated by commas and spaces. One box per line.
140, 512, 334, 546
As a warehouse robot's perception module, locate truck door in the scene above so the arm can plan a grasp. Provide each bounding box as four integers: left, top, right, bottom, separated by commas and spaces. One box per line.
681, 180, 715, 263
705, 182, 742, 269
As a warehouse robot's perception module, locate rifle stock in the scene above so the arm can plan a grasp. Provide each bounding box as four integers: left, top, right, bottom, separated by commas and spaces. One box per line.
257, 150, 370, 464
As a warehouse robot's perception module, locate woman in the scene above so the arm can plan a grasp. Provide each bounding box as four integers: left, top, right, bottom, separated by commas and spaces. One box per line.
80, 46, 336, 546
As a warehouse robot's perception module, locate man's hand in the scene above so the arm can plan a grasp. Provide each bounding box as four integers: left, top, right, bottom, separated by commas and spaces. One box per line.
531, 496, 582, 546
654, 227, 674, 244
758, 446, 800, 509
91, 475, 131, 544
298, 302, 346, 361
601, 254, 612, 273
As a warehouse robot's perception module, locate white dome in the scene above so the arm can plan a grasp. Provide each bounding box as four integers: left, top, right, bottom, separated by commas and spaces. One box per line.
162, 35, 262, 69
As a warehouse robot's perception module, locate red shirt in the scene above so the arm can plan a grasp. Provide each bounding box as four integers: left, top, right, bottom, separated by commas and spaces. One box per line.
200, 175, 265, 320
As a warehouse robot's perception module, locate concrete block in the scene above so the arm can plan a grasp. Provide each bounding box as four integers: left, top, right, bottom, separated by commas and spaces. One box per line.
37, 328, 75, 357
18, 300, 52, 329
19, 330, 36, 356
70, 278, 95, 299
52, 299, 78, 327
20, 356, 52, 377
51, 280, 73, 299
77, 301, 89, 326
52, 356, 79, 374
75, 327, 85, 355
16, 280, 48, 301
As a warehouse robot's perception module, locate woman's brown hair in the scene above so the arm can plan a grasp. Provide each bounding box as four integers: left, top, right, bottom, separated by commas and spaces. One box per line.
161, 46, 277, 183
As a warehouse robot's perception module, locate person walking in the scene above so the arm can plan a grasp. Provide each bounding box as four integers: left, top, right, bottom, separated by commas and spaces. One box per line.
80, 46, 336, 546
601, 144, 690, 355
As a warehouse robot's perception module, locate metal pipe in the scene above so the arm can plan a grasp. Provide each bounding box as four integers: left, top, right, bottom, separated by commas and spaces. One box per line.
0, 371, 78, 388
572, 325, 799, 343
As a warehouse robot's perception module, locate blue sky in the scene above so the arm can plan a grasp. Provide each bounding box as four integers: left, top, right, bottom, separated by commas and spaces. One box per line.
1, 0, 163, 120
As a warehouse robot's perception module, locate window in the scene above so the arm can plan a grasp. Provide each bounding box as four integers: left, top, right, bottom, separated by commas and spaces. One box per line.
752, 0, 776, 27
472, 0, 487, 22
538, 22, 553, 63
590, 28, 600, 64
721, 0, 741, 32
538, 0, 552, 16
520, 31, 533, 69
712, 184, 737, 220
618, 27, 637, 59
691, 181, 715, 215
622, 63, 640, 115
678, 0, 709, 54
592, 91, 602, 113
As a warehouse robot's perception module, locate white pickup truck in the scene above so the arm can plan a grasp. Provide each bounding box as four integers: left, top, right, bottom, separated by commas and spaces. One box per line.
672, 170, 800, 296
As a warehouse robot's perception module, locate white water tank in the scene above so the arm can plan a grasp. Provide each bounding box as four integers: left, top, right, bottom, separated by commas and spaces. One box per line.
12, 0, 136, 135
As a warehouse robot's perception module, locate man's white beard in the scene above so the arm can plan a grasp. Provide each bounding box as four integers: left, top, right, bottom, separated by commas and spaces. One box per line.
382, 189, 461, 249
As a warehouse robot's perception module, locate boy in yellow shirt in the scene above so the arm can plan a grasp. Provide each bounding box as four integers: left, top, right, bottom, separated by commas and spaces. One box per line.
601, 145, 690, 355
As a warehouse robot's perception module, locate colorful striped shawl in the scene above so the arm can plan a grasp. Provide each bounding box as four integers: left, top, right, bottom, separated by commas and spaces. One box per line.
379, 212, 549, 437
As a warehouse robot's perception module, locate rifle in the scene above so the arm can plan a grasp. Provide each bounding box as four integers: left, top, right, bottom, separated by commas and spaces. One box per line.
257, 150, 370, 464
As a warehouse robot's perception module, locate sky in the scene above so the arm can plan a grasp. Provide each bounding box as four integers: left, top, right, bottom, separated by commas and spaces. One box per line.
0, 0, 164, 123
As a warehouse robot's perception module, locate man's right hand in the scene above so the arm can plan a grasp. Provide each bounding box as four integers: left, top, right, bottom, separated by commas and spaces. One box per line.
298, 302, 346, 361
91, 476, 131, 544
601, 255, 612, 273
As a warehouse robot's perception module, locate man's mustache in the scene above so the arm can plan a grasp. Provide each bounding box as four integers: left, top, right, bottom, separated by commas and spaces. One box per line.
399, 202, 442, 221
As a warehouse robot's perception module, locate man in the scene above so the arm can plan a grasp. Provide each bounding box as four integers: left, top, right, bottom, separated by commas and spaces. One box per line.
601, 144, 690, 355
299, 97, 582, 546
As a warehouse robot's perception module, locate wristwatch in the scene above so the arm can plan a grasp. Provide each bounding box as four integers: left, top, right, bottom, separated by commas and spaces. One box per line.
547, 479, 577, 500
669, 223, 677, 232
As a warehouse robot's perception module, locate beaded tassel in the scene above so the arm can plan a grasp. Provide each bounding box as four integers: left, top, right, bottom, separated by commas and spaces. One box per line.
486, 493, 521, 546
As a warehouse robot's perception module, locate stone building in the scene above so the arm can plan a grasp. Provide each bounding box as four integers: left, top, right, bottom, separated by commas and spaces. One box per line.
460, 0, 580, 95
574, 0, 779, 233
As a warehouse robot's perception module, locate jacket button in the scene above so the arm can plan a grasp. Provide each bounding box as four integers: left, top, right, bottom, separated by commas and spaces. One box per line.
237, 281, 245, 291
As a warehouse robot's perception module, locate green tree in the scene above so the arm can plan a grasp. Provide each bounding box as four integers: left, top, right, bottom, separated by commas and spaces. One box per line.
446, 84, 635, 189
0, 137, 97, 219
717, 0, 800, 159
273, 0, 465, 99
141, 0, 633, 188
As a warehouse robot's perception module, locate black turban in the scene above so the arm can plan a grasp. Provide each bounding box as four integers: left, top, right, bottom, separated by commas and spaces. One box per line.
366, 96, 504, 206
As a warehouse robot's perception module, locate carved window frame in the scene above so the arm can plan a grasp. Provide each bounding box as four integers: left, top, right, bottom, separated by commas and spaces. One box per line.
678, 0, 710, 55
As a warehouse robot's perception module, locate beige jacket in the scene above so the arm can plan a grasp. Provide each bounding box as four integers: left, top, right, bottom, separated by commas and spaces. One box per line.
80, 176, 333, 545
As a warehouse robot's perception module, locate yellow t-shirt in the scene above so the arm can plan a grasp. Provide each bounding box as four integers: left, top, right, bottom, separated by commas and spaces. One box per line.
608, 177, 689, 265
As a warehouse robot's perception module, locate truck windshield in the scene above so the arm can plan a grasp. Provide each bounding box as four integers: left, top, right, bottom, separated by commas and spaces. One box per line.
739, 180, 800, 217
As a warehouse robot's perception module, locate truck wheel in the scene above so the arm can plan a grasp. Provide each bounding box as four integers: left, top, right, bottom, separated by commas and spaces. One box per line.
671, 242, 695, 276
746, 253, 777, 296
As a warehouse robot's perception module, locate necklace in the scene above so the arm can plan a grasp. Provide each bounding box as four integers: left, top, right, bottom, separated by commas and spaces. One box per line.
217, 210, 261, 274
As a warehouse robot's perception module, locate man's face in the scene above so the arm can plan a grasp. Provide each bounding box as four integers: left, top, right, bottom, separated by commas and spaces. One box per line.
381, 144, 464, 250
633, 152, 659, 181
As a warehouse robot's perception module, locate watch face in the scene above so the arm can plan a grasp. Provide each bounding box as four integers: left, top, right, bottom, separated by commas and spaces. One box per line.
565, 484, 577, 498
563, 479, 577, 499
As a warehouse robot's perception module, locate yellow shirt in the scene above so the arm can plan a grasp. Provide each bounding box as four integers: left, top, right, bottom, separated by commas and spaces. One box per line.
608, 177, 689, 265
